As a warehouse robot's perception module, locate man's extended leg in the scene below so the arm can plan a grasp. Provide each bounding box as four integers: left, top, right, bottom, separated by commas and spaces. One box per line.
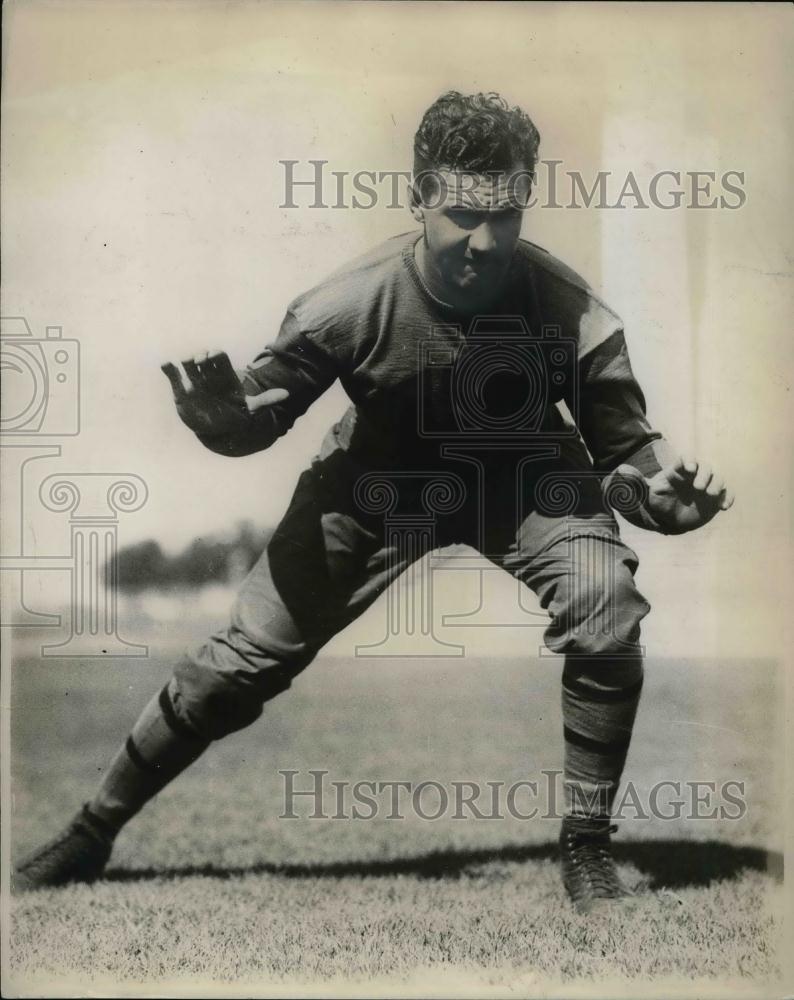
14, 456, 421, 890
12, 680, 212, 891
501, 494, 650, 912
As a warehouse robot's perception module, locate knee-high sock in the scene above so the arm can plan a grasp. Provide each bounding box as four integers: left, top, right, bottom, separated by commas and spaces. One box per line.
88, 682, 210, 834
561, 656, 644, 820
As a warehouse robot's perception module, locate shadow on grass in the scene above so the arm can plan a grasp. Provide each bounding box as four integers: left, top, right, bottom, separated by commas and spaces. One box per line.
106, 839, 783, 890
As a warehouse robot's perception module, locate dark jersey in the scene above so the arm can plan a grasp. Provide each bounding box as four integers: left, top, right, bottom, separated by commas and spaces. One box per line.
199, 230, 671, 478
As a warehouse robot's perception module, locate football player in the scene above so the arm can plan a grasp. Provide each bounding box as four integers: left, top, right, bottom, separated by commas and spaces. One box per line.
15, 92, 733, 913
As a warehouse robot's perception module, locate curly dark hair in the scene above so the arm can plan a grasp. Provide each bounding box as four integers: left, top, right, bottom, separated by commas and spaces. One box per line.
413, 91, 540, 177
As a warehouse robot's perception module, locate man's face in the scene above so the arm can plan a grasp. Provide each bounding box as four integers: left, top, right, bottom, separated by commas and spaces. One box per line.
412, 164, 531, 306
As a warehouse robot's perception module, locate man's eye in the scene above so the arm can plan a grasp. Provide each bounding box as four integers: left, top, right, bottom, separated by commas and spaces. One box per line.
493, 209, 522, 223
448, 210, 479, 229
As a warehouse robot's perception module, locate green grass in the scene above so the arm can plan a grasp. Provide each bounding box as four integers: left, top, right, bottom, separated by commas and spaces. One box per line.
5, 612, 785, 996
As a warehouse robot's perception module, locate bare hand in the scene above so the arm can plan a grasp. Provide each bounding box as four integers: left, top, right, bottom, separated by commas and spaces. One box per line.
161, 350, 289, 437
614, 456, 735, 534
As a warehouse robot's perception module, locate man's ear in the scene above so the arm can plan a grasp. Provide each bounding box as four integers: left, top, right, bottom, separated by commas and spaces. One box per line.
409, 184, 424, 223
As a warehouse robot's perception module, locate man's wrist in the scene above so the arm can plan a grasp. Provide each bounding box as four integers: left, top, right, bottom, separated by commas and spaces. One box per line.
602, 468, 666, 533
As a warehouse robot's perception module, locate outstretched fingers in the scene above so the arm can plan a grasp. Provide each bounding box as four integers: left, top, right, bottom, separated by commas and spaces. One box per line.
174, 349, 231, 394
703, 474, 734, 512
181, 355, 208, 393
162, 351, 229, 400
667, 455, 735, 513
197, 350, 239, 396
162, 349, 288, 429
692, 462, 713, 493
667, 455, 698, 485
669, 456, 714, 493
705, 475, 725, 499
160, 361, 189, 399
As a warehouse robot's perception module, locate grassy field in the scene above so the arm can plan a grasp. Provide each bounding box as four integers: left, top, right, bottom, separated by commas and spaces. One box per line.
5, 606, 785, 997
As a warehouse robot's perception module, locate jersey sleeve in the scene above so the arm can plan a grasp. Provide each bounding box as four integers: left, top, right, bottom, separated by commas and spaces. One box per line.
575, 328, 673, 475
196, 309, 338, 457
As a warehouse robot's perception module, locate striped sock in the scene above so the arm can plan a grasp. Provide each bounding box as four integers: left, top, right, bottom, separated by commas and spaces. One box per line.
88, 682, 209, 833
561, 656, 644, 821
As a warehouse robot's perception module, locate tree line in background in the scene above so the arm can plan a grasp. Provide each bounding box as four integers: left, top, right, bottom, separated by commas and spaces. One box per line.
107, 521, 273, 592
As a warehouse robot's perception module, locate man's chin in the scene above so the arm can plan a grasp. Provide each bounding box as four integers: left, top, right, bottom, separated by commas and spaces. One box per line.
452, 273, 502, 305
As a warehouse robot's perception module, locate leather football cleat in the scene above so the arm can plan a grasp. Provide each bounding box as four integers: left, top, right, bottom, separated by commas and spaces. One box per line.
13, 805, 115, 892
559, 815, 635, 914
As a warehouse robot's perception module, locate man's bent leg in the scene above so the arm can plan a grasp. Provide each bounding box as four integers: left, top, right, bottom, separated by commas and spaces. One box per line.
90, 454, 399, 832
87, 607, 312, 833
505, 515, 650, 817
16, 459, 413, 888
87, 682, 210, 834
502, 509, 650, 909
87, 473, 328, 835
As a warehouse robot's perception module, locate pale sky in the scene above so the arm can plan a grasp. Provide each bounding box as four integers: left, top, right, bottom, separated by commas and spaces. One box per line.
2, 1, 791, 661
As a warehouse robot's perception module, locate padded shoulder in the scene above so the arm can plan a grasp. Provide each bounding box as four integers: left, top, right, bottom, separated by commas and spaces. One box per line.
516, 239, 624, 358
286, 231, 418, 349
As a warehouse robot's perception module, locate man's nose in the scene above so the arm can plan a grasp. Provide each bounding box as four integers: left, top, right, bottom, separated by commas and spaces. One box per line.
468, 222, 497, 255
